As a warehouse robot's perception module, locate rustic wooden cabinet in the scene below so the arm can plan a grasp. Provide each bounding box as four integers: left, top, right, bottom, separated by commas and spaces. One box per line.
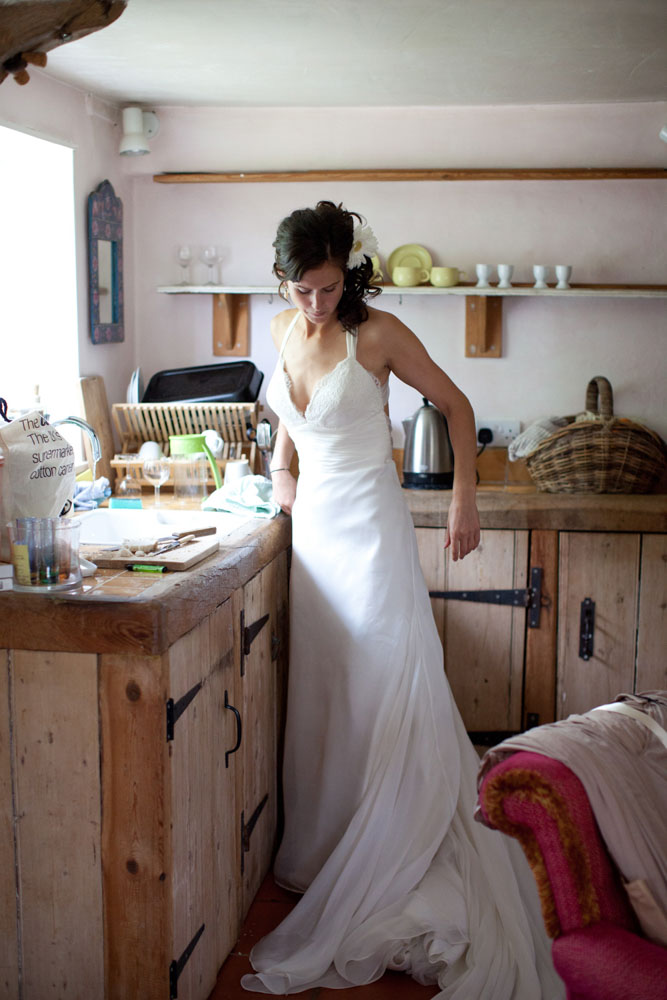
0, 549, 289, 1000
415, 525, 666, 736
556, 531, 666, 718
417, 528, 529, 735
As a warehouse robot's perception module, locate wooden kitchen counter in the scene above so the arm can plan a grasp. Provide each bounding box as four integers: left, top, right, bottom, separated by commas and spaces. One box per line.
405, 486, 667, 532
0, 513, 292, 655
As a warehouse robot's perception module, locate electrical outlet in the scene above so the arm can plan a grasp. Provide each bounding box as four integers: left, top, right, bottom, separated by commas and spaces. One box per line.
476, 419, 521, 448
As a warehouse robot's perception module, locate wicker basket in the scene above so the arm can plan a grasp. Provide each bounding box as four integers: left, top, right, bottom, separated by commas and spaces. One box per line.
525, 377, 667, 494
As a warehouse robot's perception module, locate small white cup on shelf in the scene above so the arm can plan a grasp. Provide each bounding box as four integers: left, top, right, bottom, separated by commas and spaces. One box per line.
532, 265, 549, 289
555, 265, 573, 290
497, 264, 514, 289
475, 264, 492, 288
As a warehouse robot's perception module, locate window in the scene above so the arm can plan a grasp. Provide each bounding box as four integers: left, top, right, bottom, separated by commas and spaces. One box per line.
0, 125, 79, 436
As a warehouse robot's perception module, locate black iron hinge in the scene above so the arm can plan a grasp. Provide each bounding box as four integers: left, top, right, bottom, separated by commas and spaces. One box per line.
430, 566, 544, 628
166, 680, 203, 742
240, 609, 270, 676
169, 923, 205, 999
240, 793, 269, 875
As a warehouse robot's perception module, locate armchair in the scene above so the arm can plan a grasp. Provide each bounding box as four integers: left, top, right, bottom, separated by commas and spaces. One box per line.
477, 750, 667, 1000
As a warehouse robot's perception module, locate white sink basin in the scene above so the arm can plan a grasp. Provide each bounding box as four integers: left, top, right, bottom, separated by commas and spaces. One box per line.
77, 507, 253, 546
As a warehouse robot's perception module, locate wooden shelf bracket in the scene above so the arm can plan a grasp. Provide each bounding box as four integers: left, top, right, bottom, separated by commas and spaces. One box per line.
465, 295, 503, 357
213, 293, 249, 356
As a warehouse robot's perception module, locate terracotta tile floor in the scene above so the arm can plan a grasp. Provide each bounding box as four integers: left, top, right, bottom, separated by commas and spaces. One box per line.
208, 873, 436, 999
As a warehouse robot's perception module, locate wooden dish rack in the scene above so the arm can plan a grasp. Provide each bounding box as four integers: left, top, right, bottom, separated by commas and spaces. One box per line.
111, 402, 261, 487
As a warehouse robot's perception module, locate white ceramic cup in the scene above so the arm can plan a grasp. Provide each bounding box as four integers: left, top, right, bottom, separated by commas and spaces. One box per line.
497, 264, 514, 289
555, 265, 572, 290
138, 440, 163, 460
224, 458, 250, 485
533, 265, 549, 289
475, 264, 492, 288
203, 429, 224, 457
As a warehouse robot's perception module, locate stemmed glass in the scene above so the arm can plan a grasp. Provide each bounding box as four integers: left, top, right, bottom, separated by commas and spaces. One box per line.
200, 245, 220, 285
143, 458, 170, 507
176, 245, 193, 285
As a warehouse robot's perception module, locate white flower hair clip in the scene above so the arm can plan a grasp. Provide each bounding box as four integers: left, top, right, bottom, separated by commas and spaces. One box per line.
347, 222, 379, 270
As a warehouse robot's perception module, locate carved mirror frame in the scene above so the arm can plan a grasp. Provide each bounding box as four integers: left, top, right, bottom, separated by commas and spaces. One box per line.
88, 179, 124, 343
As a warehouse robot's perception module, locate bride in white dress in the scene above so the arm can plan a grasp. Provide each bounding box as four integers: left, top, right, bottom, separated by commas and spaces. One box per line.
242, 202, 564, 999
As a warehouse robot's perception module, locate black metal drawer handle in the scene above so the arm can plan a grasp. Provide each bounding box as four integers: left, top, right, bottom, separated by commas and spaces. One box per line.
224, 689, 242, 767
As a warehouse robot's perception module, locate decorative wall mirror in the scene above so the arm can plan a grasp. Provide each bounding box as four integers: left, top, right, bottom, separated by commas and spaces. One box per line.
88, 179, 124, 343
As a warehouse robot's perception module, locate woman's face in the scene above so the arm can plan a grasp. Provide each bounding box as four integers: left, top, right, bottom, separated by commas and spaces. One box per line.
287, 261, 344, 325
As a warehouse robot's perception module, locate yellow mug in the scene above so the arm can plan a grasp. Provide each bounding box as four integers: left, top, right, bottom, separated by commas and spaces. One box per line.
430, 267, 463, 287
392, 266, 430, 287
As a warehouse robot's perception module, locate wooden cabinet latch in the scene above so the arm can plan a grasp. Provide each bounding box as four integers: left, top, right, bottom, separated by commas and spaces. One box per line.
430, 566, 544, 628
579, 597, 595, 660
224, 689, 242, 768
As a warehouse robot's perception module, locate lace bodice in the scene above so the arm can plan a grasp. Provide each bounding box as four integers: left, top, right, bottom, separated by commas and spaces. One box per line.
266, 315, 390, 433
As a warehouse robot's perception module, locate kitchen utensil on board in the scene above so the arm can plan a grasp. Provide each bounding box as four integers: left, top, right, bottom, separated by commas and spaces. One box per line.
402, 398, 454, 489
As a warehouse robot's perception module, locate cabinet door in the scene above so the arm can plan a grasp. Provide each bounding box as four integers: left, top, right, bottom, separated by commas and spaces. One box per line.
557, 532, 640, 718
9, 651, 103, 999
0, 649, 19, 1000
168, 599, 240, 1000
416, 528, 528, 734
636, 534, 667, 692
239, 559, 280, 919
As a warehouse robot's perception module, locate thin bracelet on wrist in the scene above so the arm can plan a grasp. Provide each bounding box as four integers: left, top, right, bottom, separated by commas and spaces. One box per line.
270, 467, 291, 474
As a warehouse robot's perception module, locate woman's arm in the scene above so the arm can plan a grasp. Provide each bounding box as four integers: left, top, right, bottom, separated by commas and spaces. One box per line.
269, 421, 297, 515
382, 314, 480, 560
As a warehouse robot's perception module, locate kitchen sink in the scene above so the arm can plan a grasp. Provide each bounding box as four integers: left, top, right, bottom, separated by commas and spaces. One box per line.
77, 506, 253, 546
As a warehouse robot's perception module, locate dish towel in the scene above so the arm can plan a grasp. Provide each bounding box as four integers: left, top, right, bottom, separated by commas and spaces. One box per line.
73, 477, 112, 510
202, 475, 281, 519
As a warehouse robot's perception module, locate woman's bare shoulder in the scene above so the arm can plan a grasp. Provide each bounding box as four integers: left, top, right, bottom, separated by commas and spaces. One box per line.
363, 305, 414, 346
270, 308, 299, 350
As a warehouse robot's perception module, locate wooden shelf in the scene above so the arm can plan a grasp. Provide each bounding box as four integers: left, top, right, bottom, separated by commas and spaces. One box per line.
154, 168, 667, 184
158, 283, 667, 299
157, 283, 667, 361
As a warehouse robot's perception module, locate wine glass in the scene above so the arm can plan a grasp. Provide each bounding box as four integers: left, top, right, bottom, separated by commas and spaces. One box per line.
143, 458, 170, 507
176, 245, 192, 285
200, 245, 219, 285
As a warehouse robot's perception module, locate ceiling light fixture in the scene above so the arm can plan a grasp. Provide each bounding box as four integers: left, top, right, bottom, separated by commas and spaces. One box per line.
119, 107, 160, 156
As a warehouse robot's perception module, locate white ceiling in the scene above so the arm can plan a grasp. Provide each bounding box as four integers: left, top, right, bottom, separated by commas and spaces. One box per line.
33, 0, 667, 109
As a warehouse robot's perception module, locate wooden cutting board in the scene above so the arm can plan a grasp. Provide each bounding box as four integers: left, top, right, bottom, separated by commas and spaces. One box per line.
81, 536, 220, 571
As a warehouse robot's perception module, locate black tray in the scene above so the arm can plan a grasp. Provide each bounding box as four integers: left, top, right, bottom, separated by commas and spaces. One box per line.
142, 361, 263, 404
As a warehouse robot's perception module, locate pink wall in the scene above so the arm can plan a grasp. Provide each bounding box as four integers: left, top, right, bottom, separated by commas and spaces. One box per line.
2, 76, 665, 440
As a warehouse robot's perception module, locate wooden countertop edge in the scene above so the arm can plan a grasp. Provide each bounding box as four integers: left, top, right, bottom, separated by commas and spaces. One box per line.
405, 490, 667, 532
0, 516, 292, 656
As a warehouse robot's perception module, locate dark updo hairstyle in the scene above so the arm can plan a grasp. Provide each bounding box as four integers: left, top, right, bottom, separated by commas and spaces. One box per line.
272, 200, 381, 332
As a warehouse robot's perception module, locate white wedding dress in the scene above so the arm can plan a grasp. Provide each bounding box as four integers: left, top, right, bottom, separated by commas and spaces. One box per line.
242, 316, 564, 999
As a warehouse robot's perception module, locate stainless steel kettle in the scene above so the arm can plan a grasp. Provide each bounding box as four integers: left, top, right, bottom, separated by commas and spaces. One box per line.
402, 397, 454, 489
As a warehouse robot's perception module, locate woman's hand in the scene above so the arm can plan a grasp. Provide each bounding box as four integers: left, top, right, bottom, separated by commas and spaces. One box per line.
271, 469, 297, 515
444, 494, 481, 561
